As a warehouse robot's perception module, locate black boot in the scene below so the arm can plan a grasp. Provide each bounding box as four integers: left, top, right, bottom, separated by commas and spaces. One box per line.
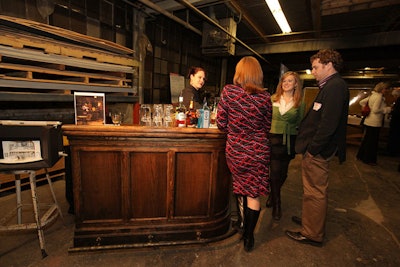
272, 203, 281, 221
271, 188, 281, 221
270, 157, 290, 221
265, 194, 272, 208
243, 207, 260, 252
270, 177, 282, 221
233, 195, 246, 232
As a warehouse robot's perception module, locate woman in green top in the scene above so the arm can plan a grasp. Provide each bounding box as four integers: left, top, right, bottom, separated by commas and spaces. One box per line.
267, 71, 305, 220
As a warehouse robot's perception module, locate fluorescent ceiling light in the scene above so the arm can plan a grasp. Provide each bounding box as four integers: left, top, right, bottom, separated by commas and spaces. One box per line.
265, 0, 292, 33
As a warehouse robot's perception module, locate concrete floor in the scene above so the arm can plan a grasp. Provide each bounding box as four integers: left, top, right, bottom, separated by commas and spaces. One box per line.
1, 145, 400, 267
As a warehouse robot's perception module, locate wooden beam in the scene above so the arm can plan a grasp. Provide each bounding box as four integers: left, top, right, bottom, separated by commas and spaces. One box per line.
321, 0, 397, 16
311, 0, 322, 38
0, 45, 135, 73
228, 0, 270, 43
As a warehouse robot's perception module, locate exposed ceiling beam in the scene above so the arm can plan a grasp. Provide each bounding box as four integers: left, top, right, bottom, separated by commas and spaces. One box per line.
144, 0, 219, 12
310, 0, 321, 38
227, 0, 270, 43
321, 0, 398, 16
135, 0, 202, 35
236, 31, 400, 54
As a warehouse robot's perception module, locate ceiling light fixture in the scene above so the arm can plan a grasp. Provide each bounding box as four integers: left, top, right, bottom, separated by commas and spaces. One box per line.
265, 0, 292, 33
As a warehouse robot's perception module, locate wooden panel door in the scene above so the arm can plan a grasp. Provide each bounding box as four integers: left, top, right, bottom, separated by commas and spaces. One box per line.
174, 152, 211, 217
129, 152, 168, 219
79, 151, 122, 221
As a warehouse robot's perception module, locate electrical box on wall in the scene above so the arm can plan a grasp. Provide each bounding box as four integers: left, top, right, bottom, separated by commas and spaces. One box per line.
202, 18, 236, 56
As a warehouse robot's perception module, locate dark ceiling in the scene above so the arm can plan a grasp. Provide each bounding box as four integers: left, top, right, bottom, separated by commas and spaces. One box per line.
137, 0, 400, 83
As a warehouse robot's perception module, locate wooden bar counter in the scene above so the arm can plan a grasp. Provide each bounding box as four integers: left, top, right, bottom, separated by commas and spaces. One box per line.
62, 125, 233, 250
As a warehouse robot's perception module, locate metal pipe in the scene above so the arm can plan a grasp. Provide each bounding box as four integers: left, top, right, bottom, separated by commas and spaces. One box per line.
134, 0, 271, 64
174, 0, 271, 64
135, 0, 202, 35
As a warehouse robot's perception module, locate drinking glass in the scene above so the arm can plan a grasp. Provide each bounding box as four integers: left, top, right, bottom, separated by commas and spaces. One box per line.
163, 104, 174, 127
153, 104, 164, 127
111, 112, 122, 126
140, 104, 152, 126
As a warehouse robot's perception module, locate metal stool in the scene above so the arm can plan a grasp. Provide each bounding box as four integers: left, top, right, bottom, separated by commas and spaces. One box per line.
0, 169, 64, 258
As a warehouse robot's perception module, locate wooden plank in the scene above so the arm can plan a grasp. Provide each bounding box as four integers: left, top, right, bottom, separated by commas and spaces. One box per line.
0, 75, 129, 88
0, 92, 73, 102
0, 28, 137, 66
0, 45, 137, 73
0, 15, 134, 55
0, 62, 131, 85
321, 0, 395, 15
0, 79, 134, 93
0, 92, 138, 103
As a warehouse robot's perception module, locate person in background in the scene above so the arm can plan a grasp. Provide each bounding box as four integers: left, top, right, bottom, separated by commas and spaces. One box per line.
286, 49, 349, 247
217, 56, 272, 252
386, 87, 400, 157
266, 71, 305, 221
181, 66, 206, 109
356, 82, 390, 166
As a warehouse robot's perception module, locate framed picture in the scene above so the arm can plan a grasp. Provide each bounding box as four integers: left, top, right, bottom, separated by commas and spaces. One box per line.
74, 92, 105, 125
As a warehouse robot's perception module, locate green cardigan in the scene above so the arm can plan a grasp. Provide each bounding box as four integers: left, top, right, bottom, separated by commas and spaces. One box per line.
270, 102, 305, 154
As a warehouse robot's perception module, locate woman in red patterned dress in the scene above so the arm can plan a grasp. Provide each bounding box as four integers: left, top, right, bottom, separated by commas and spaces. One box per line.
217, 56, 272, 252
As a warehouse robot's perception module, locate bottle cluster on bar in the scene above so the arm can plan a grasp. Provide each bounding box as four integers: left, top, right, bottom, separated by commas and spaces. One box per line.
139, 97, 218, 128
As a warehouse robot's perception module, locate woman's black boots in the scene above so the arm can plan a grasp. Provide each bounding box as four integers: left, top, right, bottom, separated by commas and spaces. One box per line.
267, 178, 282, 220
243, 207, 260, 252
265, 194, 272, 208
271, 184, 282, 221
268, 158, 290, 220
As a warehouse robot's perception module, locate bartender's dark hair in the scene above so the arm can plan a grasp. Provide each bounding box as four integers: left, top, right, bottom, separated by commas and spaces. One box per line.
310, 49, 343, 72
187, 66, 206, 79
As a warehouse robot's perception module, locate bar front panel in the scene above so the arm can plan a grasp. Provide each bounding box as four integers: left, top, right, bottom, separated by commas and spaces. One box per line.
130, 151, 168, 219
63, 125, 233, 249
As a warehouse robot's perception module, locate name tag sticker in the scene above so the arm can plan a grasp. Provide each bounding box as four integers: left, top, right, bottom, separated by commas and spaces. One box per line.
313, 102, 322, 111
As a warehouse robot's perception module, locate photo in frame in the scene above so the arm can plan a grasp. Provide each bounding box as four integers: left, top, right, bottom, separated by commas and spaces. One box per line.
74, 92, 105, 125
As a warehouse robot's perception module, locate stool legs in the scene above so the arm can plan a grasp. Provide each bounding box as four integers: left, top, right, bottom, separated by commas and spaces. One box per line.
15, 174, 22, 224
45, 169, 64, 223
28, 171, 48, 258
1, 169, 62, 258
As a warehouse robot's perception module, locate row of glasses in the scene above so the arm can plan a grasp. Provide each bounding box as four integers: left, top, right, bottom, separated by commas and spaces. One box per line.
140, 104, 175, 127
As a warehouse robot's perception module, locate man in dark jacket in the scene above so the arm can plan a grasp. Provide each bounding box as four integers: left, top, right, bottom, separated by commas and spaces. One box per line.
286, 49, 349, 246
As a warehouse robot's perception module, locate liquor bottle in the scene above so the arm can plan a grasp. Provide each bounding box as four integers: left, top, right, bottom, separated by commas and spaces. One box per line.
106, 111, 113, 124
210, 101, 217, 127
175, 94, 187, 127
186, 98, 198, 127
202, 97, 210, 128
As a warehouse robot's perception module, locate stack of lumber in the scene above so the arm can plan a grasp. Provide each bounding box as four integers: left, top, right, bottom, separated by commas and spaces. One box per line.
0, 15, 139, 95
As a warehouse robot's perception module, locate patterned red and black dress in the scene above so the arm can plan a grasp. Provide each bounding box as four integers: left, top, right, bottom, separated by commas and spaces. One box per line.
217, 84, 272, 198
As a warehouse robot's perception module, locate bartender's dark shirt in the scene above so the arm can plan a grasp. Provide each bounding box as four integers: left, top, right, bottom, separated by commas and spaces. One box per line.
181, 85, 205, 109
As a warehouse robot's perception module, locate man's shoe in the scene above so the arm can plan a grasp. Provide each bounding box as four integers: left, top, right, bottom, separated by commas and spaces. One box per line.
291, 216, 302, 225
285, 230, 323, 247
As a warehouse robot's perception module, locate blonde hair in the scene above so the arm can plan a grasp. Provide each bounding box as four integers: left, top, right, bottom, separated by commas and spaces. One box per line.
272, 71, 303, 108
392, 88, 400, 97
373, 82, 390, 93
233, 56, 264, 94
